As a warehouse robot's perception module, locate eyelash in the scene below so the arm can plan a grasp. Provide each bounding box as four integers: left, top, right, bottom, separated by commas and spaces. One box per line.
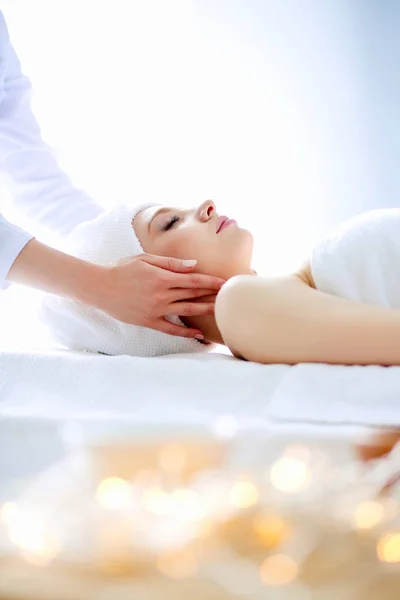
163, 216, 180, 231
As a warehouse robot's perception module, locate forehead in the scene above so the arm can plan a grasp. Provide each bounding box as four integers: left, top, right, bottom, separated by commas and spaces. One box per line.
137, 205, 163, 222
137, 204, 188, 224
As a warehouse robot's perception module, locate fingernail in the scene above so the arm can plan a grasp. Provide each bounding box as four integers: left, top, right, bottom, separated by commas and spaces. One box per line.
183, 259, 197, 267
194, 334, 204, 340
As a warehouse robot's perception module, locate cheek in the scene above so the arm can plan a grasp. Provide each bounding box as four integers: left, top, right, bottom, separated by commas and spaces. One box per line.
150, 233, 196, 260
168, 236, 198, 259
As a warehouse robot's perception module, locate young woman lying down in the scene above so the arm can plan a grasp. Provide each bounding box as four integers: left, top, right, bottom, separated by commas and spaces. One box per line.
42, 201, 400, 365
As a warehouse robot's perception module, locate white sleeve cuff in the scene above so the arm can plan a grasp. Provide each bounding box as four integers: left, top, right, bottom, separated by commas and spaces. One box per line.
0, 216, 33, 289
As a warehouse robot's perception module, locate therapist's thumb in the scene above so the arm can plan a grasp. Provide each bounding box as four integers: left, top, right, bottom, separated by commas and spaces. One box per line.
141, 254, 197, 272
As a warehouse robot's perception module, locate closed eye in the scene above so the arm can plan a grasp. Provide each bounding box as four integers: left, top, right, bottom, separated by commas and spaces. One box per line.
163, 216, 180, 231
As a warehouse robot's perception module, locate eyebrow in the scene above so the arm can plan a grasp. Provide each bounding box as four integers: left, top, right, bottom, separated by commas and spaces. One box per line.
148, 208, 170, 233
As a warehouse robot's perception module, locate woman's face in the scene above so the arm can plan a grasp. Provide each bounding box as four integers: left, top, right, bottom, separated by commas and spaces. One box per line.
133, 200, 254, 280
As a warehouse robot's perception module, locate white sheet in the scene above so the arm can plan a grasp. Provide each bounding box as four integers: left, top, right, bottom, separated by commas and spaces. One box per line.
268, 363, 400, 426
0, 349, 288, 421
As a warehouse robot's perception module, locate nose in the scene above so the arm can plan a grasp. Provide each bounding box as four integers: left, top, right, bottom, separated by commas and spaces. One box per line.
197, 199, 216, 222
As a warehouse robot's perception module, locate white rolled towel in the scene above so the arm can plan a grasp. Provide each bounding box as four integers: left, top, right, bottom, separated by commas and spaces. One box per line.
39, 204, 214, 357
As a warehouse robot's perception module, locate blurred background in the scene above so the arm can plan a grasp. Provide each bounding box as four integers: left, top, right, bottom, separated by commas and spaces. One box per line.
1, 0, 400, 348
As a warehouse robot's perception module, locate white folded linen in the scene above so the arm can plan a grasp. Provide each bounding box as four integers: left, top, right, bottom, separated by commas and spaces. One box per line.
0, 349, 288, 422
268, 363, 400, 426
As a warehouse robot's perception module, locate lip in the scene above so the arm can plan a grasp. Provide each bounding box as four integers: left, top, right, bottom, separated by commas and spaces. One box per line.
217, 216, 237, 233
216, 216, 234, 233
216, 216, 228, 233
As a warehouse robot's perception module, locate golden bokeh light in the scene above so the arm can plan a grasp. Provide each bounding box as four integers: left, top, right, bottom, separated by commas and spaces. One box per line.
170, 488, 205, 521
8, 515, 60, 566
283, 444, 312, 463
21, 544, 59, 568
377, 532, 400, 564
194, 519, 214, 539
270, 457, 311, 493
253, 513, 290, 548
133, 469, 159, 488
96, 477, 132, 510
260, 554, 299, 586
229, 481, 259, 509
142, 487, 172, 516
157, 547, 197, 579
158, 444, 187, 473
141, 486, 206, 520
353, 501, 384, 530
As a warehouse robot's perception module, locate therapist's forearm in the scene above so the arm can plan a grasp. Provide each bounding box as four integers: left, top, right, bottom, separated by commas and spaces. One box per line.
7, 238, 102, 305
0, 12, 103, 237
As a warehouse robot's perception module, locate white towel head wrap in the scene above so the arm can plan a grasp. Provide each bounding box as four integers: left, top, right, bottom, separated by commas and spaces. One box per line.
40, 203, 215, 357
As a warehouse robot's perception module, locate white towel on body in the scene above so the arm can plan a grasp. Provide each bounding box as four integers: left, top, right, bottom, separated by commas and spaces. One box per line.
310, 208, 400, 307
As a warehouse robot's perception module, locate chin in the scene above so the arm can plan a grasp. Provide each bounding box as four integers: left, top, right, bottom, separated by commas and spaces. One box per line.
236, 227, 254, 256
242, 227, 254, 241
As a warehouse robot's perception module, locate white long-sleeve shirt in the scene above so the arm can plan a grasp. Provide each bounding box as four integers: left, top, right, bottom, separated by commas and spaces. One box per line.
0, 11, 103, 288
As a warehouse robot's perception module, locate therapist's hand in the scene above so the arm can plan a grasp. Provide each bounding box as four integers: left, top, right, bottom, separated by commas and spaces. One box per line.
8, 240, 225, 338
95, 253, 226, 338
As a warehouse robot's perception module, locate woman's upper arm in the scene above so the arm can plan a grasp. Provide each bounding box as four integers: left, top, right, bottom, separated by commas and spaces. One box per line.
216, 274, 400, 365
215, 274, 304, 362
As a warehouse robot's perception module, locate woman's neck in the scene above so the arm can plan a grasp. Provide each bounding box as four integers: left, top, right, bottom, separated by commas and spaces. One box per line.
185, 293, 225, 345
183, 267, 256, 345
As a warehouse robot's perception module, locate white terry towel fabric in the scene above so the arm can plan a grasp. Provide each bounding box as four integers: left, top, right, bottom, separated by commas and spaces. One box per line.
310, 208, 400, 307
0, 350, 288, 420
268, 363, 400, 426
40, 204, 214, 357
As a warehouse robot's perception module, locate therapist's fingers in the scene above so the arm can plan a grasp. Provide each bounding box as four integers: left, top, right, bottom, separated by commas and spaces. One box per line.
141, 254, 225, 290
166, 270, 226, 291
100, 253, 222, 336
166, 288, 218, 302
153, 318, 207, 340
167, 301, 216, 317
